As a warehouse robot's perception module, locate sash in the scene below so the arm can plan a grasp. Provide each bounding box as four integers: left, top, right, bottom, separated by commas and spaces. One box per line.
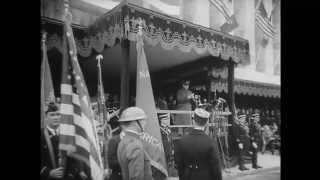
44, 128, 57, 169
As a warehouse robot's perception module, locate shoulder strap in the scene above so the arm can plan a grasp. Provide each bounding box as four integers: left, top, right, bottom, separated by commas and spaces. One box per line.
44, 128, 57, 169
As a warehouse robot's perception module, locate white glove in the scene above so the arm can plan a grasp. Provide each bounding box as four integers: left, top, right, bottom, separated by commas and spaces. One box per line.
252, 142, 258, 149
103, 169, 111, 179
238, 143, 243, 149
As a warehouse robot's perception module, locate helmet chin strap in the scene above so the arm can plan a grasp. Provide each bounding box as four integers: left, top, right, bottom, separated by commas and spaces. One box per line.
136, 120, 144, 132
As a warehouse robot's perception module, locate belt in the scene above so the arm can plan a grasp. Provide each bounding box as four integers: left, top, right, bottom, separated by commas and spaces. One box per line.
186, 163, 207, 170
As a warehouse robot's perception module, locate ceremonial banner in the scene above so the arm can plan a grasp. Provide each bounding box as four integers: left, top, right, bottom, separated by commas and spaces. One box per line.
135, 31, 168, 177
59, 6, 104, 180
41, 33, 55, 128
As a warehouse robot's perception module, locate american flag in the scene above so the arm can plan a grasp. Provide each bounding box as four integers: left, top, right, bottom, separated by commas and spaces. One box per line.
255, 1, 276, 39
58, 9, 104, 180
209, 0, 233, 23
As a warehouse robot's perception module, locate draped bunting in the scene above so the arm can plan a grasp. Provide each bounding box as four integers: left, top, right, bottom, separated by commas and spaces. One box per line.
194, 79, 280, 98
44, 3, 250, 65
88, 3, 250, 65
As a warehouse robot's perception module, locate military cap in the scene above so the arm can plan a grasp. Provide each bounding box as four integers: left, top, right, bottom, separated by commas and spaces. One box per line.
46, 102, 59, 113
118, 107, 147, 122
194, 108, 210, 119
182, 80, 190, 85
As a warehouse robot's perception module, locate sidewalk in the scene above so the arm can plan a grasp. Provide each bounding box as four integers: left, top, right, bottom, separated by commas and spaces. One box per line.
223, 152, 280, 178
167, 152, 280, 180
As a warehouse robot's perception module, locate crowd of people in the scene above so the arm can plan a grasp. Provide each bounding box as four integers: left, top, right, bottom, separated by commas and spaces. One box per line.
41, 80, 280, 179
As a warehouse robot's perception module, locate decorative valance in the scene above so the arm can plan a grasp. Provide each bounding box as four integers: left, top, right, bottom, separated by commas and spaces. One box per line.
194, 79, 280, 98
43, 3, 250, 65
87, 3, 250, 65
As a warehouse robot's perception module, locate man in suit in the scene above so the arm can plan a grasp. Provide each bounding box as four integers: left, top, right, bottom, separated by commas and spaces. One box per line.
174, 108, 222, 180
249, 113, 263, 169
116, 107, 153, 180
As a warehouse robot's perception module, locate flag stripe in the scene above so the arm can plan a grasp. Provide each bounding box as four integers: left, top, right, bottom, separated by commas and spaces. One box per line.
209, 0, 232, 21
255, 2, 276, 39
256, 21, 274, 39
256, 19, 273, 37
60, 15, 104, 180
256, 12, 275, 34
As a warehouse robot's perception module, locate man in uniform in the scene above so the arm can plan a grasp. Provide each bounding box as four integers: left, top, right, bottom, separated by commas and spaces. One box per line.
249, 113, 263, 169
41, 102, 64, 180
107, 127, 125, 180
175, 80, 194, 125
116, 107, 153, 180
41, 102, 89, 180
232, 114, 250, 171
174, 108, 222, 180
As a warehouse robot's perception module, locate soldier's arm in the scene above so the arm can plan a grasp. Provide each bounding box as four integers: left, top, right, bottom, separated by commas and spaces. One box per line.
107, 136, 120, 170
127, 143, 146, 180
208, 140, 222, 180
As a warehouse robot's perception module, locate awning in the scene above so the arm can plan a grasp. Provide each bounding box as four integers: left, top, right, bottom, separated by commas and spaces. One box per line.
86, 2, 250, 65
194, 78, 280, 98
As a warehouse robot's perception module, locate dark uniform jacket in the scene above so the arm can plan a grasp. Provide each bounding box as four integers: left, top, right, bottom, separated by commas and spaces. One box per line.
41, 128, 60, 180
174, 128, 222, 180
249, 123, 261, 143
232, 123, 250, 150
41, 128, 89, 180
117, 130, 153, 180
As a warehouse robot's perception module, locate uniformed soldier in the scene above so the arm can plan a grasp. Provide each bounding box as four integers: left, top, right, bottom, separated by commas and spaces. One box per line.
249, 113, 263, 169
116, 107, 153, 180
174, 108, 222, 180
232, 114, 250, 171
107, 128, 125, 180
175, 80, 194, 125
41, 102, 64, 180
41, 102, 89, 180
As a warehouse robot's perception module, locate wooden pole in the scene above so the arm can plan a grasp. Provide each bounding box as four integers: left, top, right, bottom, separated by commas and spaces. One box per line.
227, 59, 236, 122
206, 66, 212, 105
120, 38, 130, 110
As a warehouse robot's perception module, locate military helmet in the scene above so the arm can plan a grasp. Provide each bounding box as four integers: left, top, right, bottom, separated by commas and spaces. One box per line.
194, 108, 210, 119
118, 107, 147, 122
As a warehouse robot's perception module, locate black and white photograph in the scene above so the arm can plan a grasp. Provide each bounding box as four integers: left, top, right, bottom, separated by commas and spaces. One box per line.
41, 0, 281, 180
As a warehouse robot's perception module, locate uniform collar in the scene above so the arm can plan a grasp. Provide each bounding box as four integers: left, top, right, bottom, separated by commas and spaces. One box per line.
190, 128, 205, 135
124, 129, 141, 139
46, 126, 59, 136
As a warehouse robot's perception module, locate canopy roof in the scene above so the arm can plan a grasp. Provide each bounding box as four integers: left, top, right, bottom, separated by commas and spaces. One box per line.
87, 2, 250, 66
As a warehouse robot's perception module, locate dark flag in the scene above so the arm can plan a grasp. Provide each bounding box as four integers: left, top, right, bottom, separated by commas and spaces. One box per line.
135, 25, 168, 177
58, 5, 104, 180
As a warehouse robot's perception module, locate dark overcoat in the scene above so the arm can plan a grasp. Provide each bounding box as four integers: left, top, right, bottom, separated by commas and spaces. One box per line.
174, 129, 222, 180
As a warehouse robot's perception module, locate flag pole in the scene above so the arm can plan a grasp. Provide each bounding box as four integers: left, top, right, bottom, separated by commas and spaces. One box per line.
41, 32, 47, 129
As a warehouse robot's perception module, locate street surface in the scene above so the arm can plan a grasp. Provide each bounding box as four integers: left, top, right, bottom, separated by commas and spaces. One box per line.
224, 167, 280, 180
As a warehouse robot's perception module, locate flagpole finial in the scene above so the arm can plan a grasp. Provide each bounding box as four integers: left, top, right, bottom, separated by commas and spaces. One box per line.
96, 54, 103, 66
63, 0, 72, 23
42, 32, 47, 43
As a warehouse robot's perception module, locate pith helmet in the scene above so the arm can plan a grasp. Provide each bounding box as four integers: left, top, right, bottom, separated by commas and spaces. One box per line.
118, 107, 147, 122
